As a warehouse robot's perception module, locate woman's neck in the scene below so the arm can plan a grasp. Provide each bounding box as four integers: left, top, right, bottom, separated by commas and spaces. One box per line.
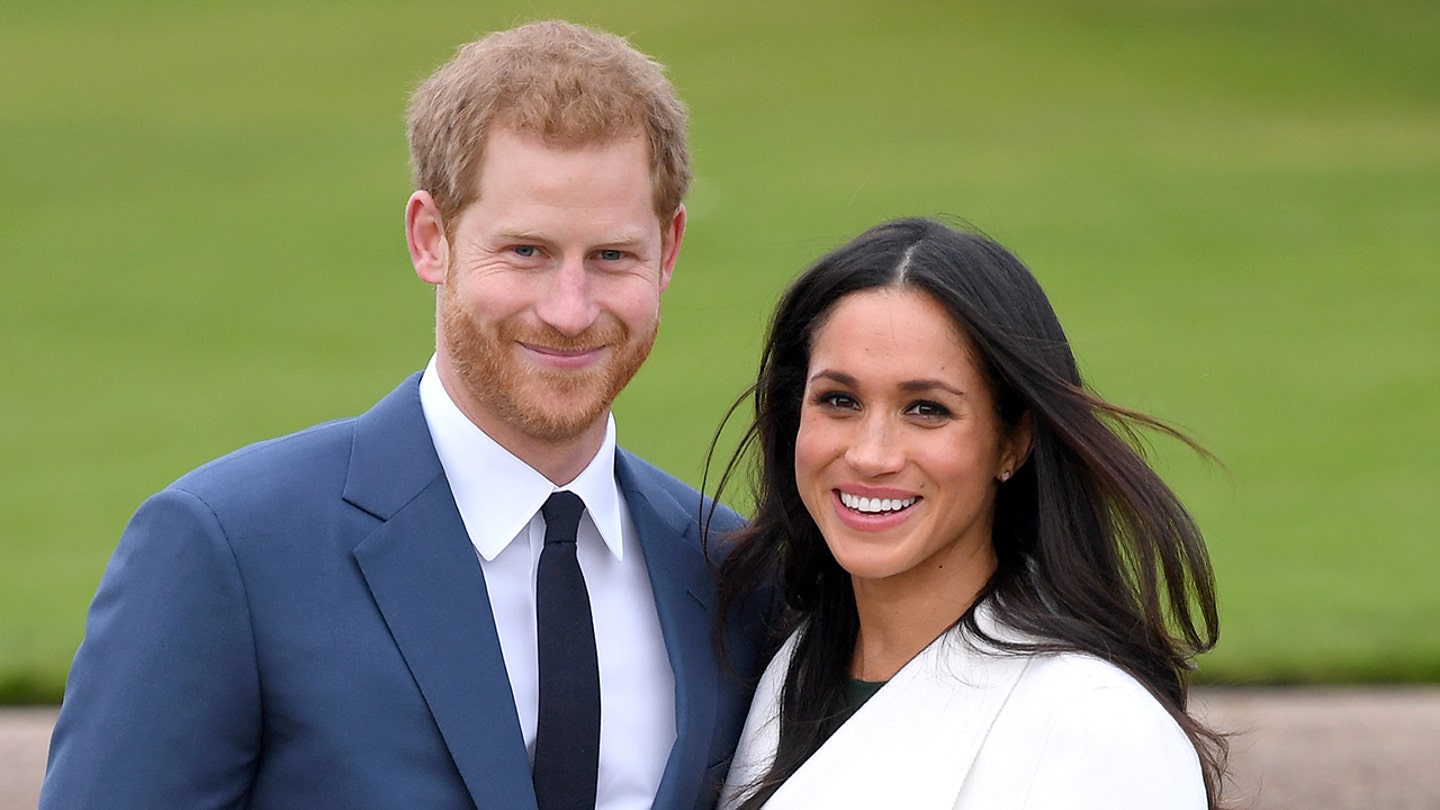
848, 546, 996, 682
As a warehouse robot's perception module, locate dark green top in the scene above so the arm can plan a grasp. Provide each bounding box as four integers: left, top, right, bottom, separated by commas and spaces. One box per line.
845, 677, 888, 716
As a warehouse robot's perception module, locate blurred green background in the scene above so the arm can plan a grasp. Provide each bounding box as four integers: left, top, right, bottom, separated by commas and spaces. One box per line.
2, 0, 1437, 701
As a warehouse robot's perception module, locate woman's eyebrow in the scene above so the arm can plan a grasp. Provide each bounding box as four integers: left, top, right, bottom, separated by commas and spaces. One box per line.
897, 379, 965, 397
808, 369, 965, 398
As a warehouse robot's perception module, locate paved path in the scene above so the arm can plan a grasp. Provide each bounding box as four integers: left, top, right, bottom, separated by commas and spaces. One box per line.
0, 707, 52, 810
5, 688, 1439, 809
1193, 687, 1440, 809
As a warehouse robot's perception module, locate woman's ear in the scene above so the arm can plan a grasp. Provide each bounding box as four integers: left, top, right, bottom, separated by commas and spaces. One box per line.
998, 412, 1034, 481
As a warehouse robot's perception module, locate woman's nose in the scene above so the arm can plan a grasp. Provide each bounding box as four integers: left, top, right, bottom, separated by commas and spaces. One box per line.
843, 417, 905, 476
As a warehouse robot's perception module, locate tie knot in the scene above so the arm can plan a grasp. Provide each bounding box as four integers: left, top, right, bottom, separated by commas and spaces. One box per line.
541, 491, 585, 546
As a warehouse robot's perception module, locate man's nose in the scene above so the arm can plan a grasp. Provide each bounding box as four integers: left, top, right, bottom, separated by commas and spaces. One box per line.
534, 257, 599, 336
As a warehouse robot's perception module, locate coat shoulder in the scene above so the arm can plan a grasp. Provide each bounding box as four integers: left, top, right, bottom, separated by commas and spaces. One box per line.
967, 650, 1205, 808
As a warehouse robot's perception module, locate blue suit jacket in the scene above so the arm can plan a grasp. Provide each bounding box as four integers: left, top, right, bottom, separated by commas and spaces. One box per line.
42, 374, 763, 809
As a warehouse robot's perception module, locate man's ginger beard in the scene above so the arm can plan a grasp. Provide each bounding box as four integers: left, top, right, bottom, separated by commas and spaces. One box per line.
437, 270, 658, 443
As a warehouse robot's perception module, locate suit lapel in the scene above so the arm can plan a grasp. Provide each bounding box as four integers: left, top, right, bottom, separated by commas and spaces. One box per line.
617, 451, 719, 810
346, 375, 537, 810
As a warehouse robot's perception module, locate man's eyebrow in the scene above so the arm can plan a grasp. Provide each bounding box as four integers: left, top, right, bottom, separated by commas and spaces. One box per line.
491, 227, 549, 243
593, 229, 650, 248
489, 227, 650, 247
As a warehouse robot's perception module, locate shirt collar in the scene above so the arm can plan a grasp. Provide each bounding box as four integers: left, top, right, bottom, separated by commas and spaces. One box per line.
418, 356, 626, 562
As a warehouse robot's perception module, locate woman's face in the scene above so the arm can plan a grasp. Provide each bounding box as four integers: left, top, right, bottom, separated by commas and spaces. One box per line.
794, 288, 1027, 595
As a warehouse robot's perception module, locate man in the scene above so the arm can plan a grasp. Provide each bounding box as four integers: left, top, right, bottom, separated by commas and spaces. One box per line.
42, 21, 764, 810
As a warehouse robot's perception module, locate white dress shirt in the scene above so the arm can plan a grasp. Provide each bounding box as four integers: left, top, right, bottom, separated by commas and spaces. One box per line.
419, 358, 676, 809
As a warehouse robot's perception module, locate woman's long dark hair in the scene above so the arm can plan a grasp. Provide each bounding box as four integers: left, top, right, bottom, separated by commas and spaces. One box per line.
709, 218, 1228, 808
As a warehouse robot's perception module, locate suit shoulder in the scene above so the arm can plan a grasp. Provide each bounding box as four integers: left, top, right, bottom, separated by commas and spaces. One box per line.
166, 416, 358, 504
616, 448, 744, 531
614, 448, 696, 495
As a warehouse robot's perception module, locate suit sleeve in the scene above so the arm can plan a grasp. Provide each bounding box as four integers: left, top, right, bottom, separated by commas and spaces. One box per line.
41, 487, 262, 809
1018, 684, 1208, 810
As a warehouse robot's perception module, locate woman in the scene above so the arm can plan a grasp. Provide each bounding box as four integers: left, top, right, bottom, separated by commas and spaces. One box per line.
712, 218, 1227, 808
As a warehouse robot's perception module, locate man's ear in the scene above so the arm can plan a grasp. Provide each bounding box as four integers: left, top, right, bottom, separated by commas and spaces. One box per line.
406, 191, 448, 285
657, 204, 686, 293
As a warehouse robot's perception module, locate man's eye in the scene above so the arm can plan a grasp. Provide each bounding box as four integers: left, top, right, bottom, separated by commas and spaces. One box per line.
513, 245, 539, 258
597, 249, 625, 261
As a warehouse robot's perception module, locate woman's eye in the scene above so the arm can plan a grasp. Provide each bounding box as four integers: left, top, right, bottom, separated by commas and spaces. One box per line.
907, 400, 951, 418
815, 391, 859, 410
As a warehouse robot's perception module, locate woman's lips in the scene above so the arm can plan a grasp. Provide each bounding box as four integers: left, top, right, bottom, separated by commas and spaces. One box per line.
832, 488, 919, 531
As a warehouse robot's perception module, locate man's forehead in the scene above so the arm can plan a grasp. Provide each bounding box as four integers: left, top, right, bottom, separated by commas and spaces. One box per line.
466, 127, 667, 222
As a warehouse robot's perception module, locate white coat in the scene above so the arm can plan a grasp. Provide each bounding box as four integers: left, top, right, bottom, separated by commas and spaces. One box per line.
721, 606, 1206, 809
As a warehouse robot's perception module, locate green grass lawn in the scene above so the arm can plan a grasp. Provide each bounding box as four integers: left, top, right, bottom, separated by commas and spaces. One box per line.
2, 0, 1437, 701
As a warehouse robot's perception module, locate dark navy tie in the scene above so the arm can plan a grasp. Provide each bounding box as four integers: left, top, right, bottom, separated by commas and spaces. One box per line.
533, 491, 600, 809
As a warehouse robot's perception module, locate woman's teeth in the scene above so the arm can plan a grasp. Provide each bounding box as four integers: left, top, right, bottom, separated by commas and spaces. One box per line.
839, 492, 917, 514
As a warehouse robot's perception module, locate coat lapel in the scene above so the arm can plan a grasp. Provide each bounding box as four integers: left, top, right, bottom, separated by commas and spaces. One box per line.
741, 611, 1032, 808
617, 451, 719, 809
345, 375, 537, 810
